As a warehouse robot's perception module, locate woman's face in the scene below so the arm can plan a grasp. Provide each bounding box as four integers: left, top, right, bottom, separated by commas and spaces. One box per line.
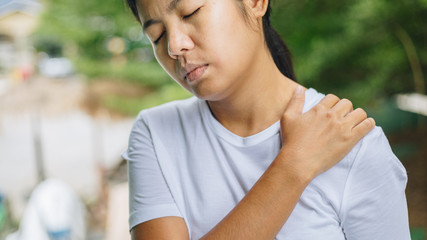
136, 0, 264, 100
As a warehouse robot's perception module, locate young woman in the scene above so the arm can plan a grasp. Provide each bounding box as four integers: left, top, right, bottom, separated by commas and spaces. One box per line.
122, 0, 411, 239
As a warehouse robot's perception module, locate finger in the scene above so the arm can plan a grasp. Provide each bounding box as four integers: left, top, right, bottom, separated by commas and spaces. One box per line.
331, 98, 353, 117
352, 117, 376, 139
285, 86, 306, 115
345, 108, 367, 126
318, 94, 340, 109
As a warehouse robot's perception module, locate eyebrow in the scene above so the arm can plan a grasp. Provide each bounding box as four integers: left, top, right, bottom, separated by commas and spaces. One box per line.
168, 0, 181, 12
142, 0, 182, 31
143, 19, 160, 31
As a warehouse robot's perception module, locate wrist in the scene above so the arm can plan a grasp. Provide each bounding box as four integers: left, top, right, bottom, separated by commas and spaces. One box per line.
275, 149, 316, 187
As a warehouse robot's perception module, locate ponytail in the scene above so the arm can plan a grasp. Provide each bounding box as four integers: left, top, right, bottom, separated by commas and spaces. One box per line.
126, 0, 139, 23
262, 4, 297, 81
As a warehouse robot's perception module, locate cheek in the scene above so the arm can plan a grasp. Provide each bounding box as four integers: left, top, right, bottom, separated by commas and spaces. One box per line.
154, 47, 193, 90
203, 4, 253, 70
154, 48, 177, 78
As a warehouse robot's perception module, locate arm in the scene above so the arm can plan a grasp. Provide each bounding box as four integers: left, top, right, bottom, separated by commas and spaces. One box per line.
341, 127, 410, 239
131, 87, 375, 240
131, 151, 310, 240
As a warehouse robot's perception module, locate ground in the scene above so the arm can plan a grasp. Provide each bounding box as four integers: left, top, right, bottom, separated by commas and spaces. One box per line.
0, 76, 136, 239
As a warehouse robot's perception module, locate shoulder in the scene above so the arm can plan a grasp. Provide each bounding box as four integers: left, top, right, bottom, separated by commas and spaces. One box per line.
133, 96, 201, 129
302, 88, 325, 113
304, 88, 406, 177
126, 97, 204, 150
123, 97, 201, 160
139, 96, 199, 121
348, 126, 407, 183
306, 88, 407, 195
339, 129, 410, 239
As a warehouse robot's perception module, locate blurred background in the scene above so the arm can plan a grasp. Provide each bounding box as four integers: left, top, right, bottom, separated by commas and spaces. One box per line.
0, 0, 425, 239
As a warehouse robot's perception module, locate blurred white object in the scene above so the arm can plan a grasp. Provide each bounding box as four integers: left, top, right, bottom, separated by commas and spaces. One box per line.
6, 178, 86, 240
38, 57, 73, 78
396, 93, 427, 116
105, 183, 130, 240
0, 78, 11, 96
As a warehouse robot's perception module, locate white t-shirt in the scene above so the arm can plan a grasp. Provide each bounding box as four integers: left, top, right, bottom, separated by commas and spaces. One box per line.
122, 88, 410, 240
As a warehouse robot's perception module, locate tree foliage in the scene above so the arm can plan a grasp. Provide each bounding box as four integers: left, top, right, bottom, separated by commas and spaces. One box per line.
34, 0, 147, 59
271, 0, 426, 105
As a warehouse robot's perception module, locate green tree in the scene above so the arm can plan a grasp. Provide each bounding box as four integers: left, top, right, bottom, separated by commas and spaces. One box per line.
34, 0, 150, 59
272, 0, 427, 106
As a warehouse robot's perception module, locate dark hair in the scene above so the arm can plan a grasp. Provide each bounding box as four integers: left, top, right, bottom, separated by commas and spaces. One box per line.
125, 0, 296, 81
262, 2, 296, 81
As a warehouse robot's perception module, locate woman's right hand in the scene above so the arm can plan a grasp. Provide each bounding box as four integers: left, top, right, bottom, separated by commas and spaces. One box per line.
278, 86, 375, 182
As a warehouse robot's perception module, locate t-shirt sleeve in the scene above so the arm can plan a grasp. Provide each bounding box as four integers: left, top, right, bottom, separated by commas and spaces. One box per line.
340, 127, 411, 240
122, 112, 182, 231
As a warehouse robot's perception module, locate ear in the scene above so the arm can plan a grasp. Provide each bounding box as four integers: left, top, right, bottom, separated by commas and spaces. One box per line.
243, 0, 269, 18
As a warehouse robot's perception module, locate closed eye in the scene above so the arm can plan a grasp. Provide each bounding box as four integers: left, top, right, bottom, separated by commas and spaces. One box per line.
183, 7, 201, 20
153, 7, 202, 45
154, 31, 165, 45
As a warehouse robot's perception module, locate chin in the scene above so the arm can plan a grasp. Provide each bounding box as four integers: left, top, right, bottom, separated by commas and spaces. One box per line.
190, 90, 215, 101
187, 81, 227, 101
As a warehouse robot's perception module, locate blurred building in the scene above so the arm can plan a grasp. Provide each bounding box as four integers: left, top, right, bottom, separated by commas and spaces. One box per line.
0, 0, 43, 83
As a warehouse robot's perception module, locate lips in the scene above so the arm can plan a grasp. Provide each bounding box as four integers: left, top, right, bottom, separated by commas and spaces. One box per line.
182, 64, 208, 83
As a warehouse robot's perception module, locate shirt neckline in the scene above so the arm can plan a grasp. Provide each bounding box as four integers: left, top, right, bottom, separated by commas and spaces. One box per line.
202, 100, 280, 147
199, 88, 320, 147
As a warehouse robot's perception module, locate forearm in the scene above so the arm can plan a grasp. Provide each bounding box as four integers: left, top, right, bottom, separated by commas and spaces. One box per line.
200, 150, 312, 240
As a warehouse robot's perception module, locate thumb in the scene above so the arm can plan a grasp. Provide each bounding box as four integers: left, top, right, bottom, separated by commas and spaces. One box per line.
285, 86, 305, 115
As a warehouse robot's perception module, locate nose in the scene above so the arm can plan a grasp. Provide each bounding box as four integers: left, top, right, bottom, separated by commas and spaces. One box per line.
167, 27, 194, 59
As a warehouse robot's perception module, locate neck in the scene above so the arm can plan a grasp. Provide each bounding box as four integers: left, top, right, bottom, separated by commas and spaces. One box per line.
207, 49, 301, 137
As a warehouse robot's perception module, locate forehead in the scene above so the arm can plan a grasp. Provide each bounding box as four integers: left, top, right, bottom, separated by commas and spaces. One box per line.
136, 0, 178, 21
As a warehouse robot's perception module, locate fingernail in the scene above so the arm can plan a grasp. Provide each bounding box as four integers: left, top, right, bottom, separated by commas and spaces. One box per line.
369, 117, 376, 126
296, 86, 303, 94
